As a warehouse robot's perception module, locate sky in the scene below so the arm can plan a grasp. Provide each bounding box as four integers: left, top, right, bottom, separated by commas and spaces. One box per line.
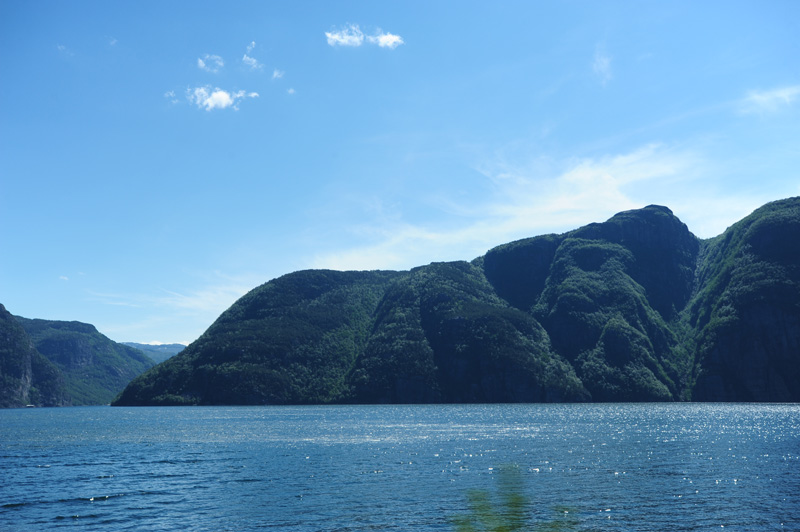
1, 0, 799, 345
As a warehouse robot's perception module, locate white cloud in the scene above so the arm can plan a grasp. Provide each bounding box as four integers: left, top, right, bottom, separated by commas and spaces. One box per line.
326, 24, 404, 49
593, 46, 612, 85
272, 69, 285, 80
242, 41, 263, 70
109, 37, 118, 46
367, 32, 404, 49
287, 88, 296, 95
242, 54, 262, 69
310, 144, 749, 272
164, 90, 179, 104
740, 85, 800, 113
187, 86, 259, 111
59, 275, 69, 281
198, 54, 224, 73
326, 24, 365, 47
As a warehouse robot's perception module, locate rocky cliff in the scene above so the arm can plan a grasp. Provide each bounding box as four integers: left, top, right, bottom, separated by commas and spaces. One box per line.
0, 304, 68, 407
15, 317, 156, 405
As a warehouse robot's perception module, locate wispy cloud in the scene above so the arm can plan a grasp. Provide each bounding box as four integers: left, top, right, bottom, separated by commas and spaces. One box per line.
287, 88, 296, 95
164, 90, 179, 104
326, 24, 404, 49
242, 41, 263, 70
198, 54, 224, 73
311, 143, 769, 272
593, 45, 612, 86
90, 272, 264, 344
88, 291, 142, 308
59, 275, 69, 281
740, 85, 800, 114
56, 44, 74, 57
272, 69, 285, 80
187, 86, 259, 111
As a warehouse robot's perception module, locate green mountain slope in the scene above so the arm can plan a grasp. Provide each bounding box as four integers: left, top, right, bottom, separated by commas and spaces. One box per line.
15, 317, 155, 405
0, 304, 69, 407
122, 342, 185, 364
685, 198, 800, 400
114, 270, 403, 405
114, 198, 800, 405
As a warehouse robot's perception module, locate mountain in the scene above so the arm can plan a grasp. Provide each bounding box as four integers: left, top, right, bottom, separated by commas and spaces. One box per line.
0, 304, 69, 408
123, 342, 185, 364
13, 316, 155, 405
685, 198, 800, 400
114, 198, 800, 406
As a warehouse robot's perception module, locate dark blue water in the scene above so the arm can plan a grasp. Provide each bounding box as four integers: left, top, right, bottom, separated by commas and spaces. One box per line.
1, 404, 798, 531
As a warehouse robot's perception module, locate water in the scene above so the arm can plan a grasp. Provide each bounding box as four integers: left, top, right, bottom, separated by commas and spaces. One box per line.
1, 404, 798, 531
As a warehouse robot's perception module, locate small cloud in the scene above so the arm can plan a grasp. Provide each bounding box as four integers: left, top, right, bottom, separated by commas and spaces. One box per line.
164, 90, 179, 104
57, 44, 74, 57
242, 41, 263, 70
243, 54, 263, 70
109, 37, 118, 46
59, 275, 69, 281
326, 24, 404, 49
287, 88, 296, 95
197, 54, 224, 73
272, 68, 285, 80
187, 86, 258, 111
326, 24, 365, 47
367, 31, 404, 49
740, 85, 800, 114
593, 45, 612, 86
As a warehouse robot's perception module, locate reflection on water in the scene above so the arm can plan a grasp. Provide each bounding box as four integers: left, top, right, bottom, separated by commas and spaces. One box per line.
0, 403, 798, 531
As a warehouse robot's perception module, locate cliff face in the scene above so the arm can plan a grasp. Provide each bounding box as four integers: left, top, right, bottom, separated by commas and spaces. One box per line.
14, 317, 155, 405
688, 198, 800, 401
0, 304, 68, 407
114, 198, 800, 406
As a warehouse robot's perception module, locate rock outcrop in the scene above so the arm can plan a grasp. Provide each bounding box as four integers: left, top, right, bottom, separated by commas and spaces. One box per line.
0, 304, 68, 407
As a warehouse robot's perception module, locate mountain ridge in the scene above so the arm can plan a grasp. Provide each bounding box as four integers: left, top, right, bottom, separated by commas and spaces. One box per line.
0, 311, 156, 406
100, 199, 800, 404
122, 342, 186, 364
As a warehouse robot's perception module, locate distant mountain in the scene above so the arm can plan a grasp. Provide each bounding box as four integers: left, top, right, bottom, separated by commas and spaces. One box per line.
11, 316, 155, 405
123, 343, 185, 364
111, 197, 798, 405
0, 304, 69, 408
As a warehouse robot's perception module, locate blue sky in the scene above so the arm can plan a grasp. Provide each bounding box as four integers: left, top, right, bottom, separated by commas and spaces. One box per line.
1, 0, 799, 345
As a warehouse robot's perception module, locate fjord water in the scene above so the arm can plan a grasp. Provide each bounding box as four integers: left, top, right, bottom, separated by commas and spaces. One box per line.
1, 404, 797, 531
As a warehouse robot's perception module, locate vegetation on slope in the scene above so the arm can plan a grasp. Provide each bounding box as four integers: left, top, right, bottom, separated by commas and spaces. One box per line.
351, 261, 587, 403
684, 197, 800, 400
113, 198, 800, 405
0, 304, 68, 407
115, 270, 403, 405
123, 342, 185, 364
16, 317, 155, 405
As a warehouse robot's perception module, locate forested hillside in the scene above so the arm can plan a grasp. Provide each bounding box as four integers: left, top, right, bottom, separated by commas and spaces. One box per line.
0, 314, 156, 406
0, 304, 69, 408
111, 197, 800, 405
123, 342, 185, 364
